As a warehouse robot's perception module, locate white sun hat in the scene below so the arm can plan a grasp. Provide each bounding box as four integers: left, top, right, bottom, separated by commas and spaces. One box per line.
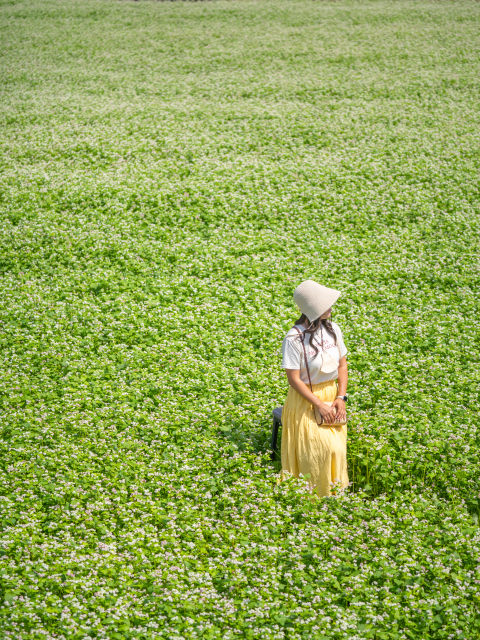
293, 280, 341, 322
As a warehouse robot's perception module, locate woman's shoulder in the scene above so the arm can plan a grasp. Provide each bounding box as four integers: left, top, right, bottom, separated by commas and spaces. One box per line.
330, 321, 346, 341
284, 325, 304, 341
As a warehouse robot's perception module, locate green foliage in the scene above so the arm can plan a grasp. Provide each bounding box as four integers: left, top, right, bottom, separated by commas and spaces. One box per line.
0, 0, 479, 638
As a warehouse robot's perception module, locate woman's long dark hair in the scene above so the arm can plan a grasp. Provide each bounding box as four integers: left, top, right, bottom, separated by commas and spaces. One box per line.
294, 313, 337, 358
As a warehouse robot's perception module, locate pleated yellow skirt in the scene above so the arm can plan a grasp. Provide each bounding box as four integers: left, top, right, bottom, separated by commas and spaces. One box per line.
281, 380, 349, 497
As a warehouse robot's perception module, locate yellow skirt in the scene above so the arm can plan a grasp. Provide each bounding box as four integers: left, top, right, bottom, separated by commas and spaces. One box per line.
281, 380, 349, 497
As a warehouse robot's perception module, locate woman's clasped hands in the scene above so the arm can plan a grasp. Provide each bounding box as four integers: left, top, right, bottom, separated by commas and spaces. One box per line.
315, 398, 346, 424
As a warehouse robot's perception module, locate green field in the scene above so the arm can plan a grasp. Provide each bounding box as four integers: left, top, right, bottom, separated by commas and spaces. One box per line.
1, 0, 480, 638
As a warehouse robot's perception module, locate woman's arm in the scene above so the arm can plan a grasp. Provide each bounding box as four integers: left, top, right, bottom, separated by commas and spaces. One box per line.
331, 356, 348, 422
285, 369, 337, 423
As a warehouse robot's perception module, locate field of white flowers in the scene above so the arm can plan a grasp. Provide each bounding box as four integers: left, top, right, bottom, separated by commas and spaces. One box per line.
1, 0, 479, 638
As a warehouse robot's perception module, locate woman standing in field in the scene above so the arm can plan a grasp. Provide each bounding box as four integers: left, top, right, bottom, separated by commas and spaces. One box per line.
281, 280, 349, 497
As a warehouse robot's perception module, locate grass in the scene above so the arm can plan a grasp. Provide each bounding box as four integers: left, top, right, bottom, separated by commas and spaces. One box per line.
0, 0, 480, 638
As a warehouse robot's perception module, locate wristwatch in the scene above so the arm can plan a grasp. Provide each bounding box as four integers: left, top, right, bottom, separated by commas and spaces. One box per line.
337, 395, 348, 402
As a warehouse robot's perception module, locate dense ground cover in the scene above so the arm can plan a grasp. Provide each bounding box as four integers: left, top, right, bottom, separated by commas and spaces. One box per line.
1, 0, 480, 638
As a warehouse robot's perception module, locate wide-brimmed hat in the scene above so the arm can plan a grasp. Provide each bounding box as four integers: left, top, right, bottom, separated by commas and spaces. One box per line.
293, 280, 341, 322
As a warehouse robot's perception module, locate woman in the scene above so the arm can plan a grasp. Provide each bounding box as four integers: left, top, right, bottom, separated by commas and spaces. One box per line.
281, 280, 349, 497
